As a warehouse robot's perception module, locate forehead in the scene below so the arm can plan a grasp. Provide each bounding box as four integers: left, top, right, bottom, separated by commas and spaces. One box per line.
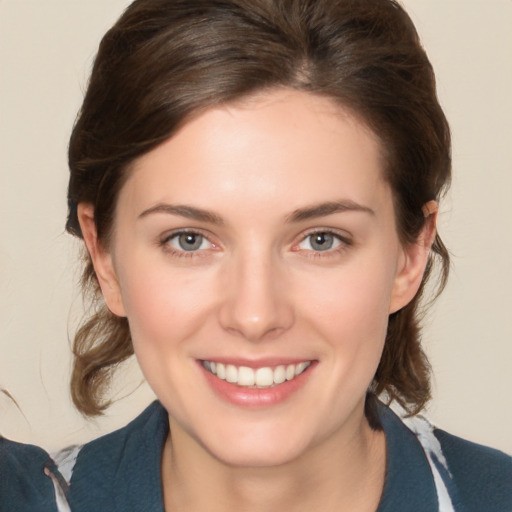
121, 89, 390, 220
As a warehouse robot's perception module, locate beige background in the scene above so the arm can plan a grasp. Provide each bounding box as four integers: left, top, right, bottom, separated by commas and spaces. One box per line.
1, 0, 511, 454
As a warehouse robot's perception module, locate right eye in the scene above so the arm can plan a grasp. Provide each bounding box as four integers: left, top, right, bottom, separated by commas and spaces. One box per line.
164, 231, 213, 253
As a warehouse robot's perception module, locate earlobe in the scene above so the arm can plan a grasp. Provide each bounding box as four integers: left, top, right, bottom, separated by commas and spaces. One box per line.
77, 203, 127, 317
389, 202, 438, 314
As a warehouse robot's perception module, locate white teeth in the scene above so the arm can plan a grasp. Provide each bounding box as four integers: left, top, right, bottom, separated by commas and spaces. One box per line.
225, 364, 238, 383
274, 365, 286, 384
238, 366, 255, 386
216, 362, 226, 379
255, 367, 274, 387
295, 362, 309, 376
202, 360, 311, 388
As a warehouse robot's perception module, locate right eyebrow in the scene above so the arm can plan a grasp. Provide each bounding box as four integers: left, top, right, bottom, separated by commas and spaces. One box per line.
137, 203, 224, 225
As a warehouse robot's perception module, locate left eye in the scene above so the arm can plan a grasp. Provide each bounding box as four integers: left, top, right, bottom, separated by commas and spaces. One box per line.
298, 232, 343, 252
167, 232, 212, 252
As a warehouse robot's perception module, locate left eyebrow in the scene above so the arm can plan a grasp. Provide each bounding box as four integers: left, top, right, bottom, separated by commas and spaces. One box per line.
286, 200, 375, 223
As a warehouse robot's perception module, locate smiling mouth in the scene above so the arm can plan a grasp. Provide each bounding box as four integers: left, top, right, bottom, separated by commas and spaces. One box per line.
201, 360, 312, 389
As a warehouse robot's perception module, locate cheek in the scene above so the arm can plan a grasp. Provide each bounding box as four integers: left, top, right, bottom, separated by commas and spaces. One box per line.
293, 258, 396, 394
116, 255, 217, 351
117, 261, 219, 404
298, 260, 396, 334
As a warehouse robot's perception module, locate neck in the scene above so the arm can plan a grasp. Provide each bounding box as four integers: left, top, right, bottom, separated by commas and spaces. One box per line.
161, 411, 386, 512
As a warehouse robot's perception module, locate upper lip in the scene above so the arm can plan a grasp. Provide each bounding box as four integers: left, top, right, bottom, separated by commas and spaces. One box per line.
198, 357, 315, 369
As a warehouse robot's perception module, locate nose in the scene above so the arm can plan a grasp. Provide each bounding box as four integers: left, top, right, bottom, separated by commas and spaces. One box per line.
218, 251, 294, 342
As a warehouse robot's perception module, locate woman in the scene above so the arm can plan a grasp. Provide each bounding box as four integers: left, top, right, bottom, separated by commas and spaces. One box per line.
57, 0, 511, 510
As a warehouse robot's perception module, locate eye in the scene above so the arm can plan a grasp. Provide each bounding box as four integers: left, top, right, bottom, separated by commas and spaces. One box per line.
165, 231, 213, 252
297, 232, 344, 252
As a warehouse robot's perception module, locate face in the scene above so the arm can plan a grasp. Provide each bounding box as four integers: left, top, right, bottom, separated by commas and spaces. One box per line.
81, 89, 431, 467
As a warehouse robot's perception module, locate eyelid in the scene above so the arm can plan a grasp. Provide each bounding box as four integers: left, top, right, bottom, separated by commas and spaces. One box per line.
159, 228, 219, 255
158, 227, 352, 257
291, 227, 353, 253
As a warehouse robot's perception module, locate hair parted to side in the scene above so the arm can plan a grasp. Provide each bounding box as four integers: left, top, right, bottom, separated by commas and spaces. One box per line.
66, 0, 451, 419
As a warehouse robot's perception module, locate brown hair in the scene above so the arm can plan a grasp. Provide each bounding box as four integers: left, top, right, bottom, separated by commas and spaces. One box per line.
66, 0, 451, 418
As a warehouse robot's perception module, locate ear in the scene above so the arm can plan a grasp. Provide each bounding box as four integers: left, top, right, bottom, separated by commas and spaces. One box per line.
389, 201, 438, 314
77, 203, 127, 317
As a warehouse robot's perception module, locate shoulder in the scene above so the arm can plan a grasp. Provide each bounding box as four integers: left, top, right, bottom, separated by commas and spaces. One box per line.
377, 401, 512, 512
0, 436, 60, 512
66, 401, 168, 511
70, 400, 167, 475
434, 428, 512, 512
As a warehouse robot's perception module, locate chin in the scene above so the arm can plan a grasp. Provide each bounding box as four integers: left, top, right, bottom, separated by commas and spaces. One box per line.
194, 419, 315, 469
209, 439, 306, 468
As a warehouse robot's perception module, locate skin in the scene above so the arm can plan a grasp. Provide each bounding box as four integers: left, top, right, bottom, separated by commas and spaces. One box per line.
79, 89, 436, 511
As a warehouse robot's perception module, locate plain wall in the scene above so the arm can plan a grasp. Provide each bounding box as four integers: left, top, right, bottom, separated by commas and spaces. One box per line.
0, 0, 511, 453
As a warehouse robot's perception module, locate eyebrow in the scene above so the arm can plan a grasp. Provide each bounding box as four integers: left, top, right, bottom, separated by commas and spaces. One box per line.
138, 199, 374, 225
286, 200, 375, 222
138, 204, 224, 225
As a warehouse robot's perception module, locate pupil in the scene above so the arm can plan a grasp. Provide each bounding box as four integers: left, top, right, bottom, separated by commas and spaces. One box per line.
179, 233, 202, 251
312, 233, 333, 251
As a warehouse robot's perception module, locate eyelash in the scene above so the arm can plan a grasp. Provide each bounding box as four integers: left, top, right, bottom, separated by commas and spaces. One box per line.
293, 229, 353, 258
159, 229, 216, 258
158, 228, 353, 259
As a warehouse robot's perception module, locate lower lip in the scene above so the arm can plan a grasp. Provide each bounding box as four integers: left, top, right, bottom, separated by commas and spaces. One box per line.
199, 362, 316, 408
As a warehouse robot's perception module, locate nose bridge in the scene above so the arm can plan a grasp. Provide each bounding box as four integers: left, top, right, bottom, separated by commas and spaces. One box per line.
218, 244, 294, 341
